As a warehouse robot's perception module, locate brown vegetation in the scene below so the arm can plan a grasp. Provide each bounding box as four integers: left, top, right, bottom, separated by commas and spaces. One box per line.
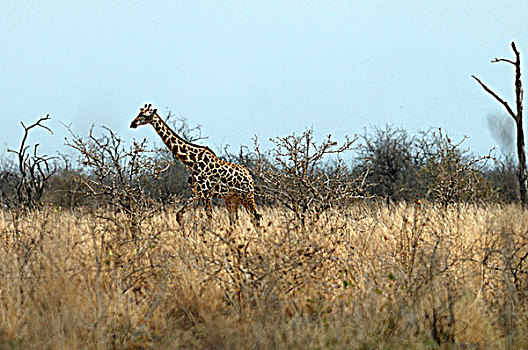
0, 100, 525, 349
0, 203, 527, 349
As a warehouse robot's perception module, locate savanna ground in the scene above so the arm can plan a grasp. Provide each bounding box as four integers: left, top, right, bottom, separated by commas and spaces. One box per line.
0, 202, 527, 349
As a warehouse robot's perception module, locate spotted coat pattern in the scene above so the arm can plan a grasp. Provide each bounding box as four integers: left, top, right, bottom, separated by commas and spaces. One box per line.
130, 104, 260, 225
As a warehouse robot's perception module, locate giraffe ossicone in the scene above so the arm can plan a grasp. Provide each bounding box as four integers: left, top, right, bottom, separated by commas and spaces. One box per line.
130, 103, 260, 225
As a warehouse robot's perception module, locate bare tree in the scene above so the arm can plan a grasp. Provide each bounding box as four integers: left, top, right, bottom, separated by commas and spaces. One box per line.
472, 42, 527, 204
254, 128, 368, 220
419, 129, 495, 206
2, 115, 57, 208
66, 126, 168, 227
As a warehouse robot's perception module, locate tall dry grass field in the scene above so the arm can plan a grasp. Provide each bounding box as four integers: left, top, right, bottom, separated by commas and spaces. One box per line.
0, 203, 527, 349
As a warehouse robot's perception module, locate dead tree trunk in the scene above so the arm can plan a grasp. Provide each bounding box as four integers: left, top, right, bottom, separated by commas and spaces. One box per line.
472, 42, 527, 205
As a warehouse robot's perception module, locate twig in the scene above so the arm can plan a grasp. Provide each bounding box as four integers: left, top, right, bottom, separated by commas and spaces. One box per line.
128, 272, 168, 344
471, 75, 516, 119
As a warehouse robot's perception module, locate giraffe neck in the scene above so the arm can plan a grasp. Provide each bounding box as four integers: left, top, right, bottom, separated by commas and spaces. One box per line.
150, 116, 213, 168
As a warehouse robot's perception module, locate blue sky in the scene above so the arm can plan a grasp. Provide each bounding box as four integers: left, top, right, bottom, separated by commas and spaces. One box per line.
1, 1, 527, 159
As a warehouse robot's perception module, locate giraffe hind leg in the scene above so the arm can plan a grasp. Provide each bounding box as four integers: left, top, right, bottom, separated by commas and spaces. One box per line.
241, 195, 260, 226
225, 196, 240, 225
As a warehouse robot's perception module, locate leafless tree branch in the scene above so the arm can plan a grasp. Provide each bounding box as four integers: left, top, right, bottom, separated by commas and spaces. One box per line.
492, 58, 515, 65
471, 75, 516, 119
3, 114, 57, 208
253, 129, 368, 220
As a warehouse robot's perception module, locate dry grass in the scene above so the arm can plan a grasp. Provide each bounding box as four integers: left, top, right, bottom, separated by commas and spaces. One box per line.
0, 202, 527, 349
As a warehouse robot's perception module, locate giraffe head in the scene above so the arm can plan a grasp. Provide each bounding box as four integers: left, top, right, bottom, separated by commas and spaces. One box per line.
130, 103, 159, 128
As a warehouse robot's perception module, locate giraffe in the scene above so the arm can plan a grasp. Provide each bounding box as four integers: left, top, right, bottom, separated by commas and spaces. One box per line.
130, 104, 261, 226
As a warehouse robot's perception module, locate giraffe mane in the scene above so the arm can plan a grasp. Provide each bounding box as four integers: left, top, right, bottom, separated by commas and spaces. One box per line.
174, 133, 217, 156
157, 116, 217, 156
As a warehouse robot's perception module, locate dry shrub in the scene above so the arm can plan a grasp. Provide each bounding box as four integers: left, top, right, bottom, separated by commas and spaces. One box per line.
420, 129, 496, 206
0, 204, 527, 348
2, 115, 57, 209
253, 129, 368, 220
65, 126, 170, 231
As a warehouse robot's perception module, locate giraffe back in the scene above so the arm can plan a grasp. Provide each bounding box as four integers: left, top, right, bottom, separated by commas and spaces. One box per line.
189, 151, 255, 199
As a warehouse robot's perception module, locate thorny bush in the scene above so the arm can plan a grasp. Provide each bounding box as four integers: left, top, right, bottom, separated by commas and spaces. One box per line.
65, 126, 169, 227
254, 128, 369, 220
1, 115, 57, 209
420, 129, 496, 206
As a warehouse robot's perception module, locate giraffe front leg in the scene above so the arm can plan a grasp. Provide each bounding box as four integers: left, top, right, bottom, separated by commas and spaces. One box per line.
176, 197, 197, 224
203, 197, 213, 221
